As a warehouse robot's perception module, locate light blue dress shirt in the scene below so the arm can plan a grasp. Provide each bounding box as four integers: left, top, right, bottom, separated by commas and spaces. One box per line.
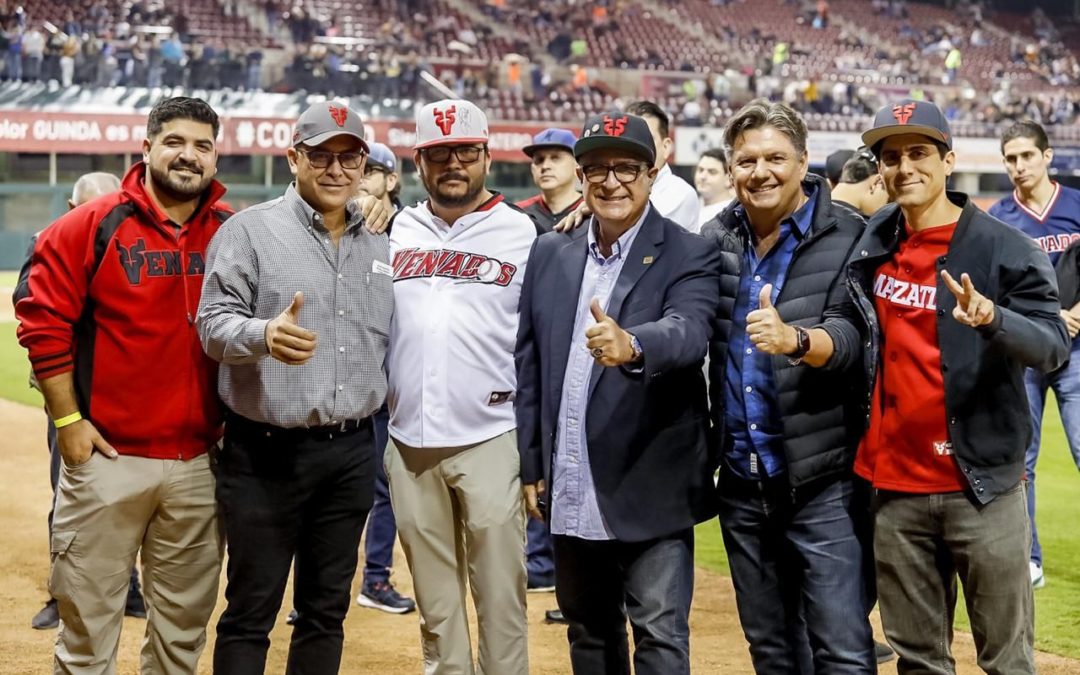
551, 208, 648, 540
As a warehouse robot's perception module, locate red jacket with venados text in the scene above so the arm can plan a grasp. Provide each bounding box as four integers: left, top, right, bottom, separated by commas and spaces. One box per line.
16, 162, 231, 460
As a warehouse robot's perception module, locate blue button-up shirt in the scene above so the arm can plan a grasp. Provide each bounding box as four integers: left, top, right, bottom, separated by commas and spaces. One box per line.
551, 208, 647, 540
723, 186, 818, 479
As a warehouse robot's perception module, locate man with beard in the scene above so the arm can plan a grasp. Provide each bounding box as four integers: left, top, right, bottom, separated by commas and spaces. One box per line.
198, 102, 393, 674
384, 98, 535, 675
15, 97, 229, 674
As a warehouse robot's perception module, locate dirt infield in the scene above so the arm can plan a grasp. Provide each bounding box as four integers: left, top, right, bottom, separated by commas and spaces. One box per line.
0, 398, 1077, 674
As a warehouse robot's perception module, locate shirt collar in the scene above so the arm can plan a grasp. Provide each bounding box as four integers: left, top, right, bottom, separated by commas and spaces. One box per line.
284, 183, 363, 235
587, 204, 650, 263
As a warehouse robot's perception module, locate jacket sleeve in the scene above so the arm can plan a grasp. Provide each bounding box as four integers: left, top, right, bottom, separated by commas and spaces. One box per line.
630, 236, 721, 376
15, 211, 100, 380
514, 237, 544, 485
979, 237, 1070, 372
816, 272, 865, 372
196, 220, 271, 364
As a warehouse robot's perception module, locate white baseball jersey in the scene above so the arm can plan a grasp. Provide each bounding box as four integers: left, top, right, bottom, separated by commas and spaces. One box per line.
386, 194, 536, 448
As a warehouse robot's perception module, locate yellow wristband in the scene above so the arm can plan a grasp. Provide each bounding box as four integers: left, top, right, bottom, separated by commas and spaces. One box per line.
53, 412, 83, 429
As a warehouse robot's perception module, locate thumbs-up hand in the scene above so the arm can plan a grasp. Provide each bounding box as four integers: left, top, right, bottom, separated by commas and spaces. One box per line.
746, 284, 799, 355
265, 291, 318, 365
941, 270, 995, 328
584, 298, 636, 367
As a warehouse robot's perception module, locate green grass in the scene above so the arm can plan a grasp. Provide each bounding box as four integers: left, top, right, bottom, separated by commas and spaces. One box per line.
694, 400, 1080, 659
0, 322, 40, 407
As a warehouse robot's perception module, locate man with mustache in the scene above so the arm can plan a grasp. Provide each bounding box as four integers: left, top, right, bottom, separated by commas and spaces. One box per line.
383, 98, 535, 675
988, 120, 1080, 590
198, 101, 393, 675
15, 97, 230, 674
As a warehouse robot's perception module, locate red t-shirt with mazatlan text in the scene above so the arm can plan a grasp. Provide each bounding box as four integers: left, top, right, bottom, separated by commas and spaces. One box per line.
855, 222, 967, 493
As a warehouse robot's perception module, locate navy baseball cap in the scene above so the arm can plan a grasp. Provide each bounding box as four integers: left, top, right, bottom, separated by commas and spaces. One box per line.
523, 128, 577, 157
574, 112, 656, 165
862, 99, 952, 154
367, 142, 397, 172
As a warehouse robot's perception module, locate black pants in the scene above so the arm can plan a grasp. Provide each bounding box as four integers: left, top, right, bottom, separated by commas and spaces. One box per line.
213, 415, 375, 675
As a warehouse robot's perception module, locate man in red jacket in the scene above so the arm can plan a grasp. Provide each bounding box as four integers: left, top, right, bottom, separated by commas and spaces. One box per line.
15, 97, 230, 675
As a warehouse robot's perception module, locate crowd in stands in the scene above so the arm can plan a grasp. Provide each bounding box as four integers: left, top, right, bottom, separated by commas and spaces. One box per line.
0, 0, 1077, 134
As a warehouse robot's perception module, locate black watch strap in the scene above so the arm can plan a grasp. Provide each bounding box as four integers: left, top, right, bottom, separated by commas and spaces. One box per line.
786, 326, 810, 360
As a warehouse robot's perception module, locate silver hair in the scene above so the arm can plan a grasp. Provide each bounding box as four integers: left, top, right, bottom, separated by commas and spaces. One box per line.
71, 172, 121, 206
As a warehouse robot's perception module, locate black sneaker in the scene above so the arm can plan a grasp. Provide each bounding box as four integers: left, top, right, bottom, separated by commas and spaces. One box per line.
357, 581, 417, 614
286, 609, 298, 625
125, 577, 147, 619
31, 598, 59, 630
544, 609, 568, 624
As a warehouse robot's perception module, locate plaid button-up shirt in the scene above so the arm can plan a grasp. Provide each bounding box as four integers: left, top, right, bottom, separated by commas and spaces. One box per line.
197, 185, 393, 428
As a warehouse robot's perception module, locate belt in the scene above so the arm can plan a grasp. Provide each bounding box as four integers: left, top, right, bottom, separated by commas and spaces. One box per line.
226, 413, 372, 442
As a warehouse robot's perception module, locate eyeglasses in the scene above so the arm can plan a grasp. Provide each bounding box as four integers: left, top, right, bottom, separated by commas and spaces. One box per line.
421, 145, 485, 164
297, 148, 366, 170
363, 165, 390, 177
581, 163, 649, 185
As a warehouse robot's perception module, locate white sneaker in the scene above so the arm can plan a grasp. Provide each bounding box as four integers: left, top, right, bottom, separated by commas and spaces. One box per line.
1029, 561, 1046, 589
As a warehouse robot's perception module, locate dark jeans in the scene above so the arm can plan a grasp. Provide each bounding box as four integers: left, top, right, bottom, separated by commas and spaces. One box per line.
214, 415, 375, 675
362, 407, 394, 585
553, 529, 694, 675
718, 470, 875, 674
526, 517, 555, 581
874, 483, 1034, 675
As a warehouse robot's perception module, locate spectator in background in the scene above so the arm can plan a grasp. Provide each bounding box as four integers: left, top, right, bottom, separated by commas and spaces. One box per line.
21, 23, 44, 81
517, 128, 583, 234
695, 147, 734, 228
824, 149, 856, 189
626, 100, 702, 232
988, 120, 1080, 591
830, 148, 889, 217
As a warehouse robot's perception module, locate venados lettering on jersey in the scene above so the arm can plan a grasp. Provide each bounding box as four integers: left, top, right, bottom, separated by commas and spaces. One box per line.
1034, 232, 1080, 253
392, 247, 517, 286
873, 273, 938, 310
115, 238, 206, 285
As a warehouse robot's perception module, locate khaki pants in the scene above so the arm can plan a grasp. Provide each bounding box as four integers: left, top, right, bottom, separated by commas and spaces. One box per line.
50, 452, 223, 675
385, 431, 528, 675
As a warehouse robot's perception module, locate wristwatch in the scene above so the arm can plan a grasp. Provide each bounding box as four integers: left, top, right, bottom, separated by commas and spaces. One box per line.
628, 333, 644, 363
786, 326, 810, 365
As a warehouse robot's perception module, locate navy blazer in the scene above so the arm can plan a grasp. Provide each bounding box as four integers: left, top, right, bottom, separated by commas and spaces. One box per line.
515, 207, 723, 542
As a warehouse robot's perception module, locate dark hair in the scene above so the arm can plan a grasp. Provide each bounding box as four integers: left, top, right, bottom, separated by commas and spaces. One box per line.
626, 100, 670, 137
840, 148, 878, 183
1000, 120, 1050, 154
147, 97, 220, 139
699, 147, 728, 170
723, 99, 807, 159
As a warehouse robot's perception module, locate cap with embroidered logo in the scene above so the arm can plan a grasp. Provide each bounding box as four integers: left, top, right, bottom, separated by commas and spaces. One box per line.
415, 99, 489, 149
292, 101, 369, 152
573, 112, 656, 165
367, 142, 397, 172
862, 99, 952, 155
522, 128, 577, 157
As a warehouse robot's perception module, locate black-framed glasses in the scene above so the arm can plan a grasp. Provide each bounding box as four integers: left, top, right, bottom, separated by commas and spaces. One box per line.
363, 165, 390, 177
581, 163, 649, 185
421, 145, 485, 164
297, 147, 366, 170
